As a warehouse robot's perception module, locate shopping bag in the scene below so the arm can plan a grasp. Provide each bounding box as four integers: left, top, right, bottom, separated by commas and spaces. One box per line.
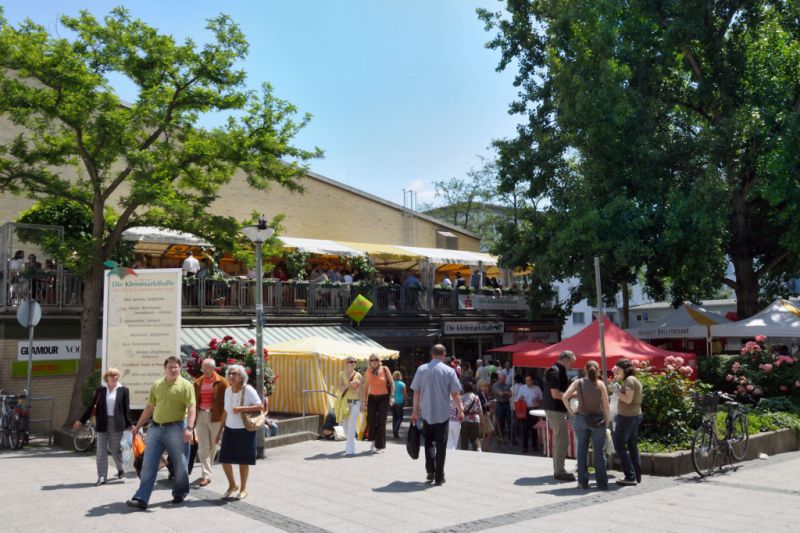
333, 425, 346, 441
121, 431, 134, 472
406, 421, 421, 460
514, 399, 528, 420
605, 428, 615, 455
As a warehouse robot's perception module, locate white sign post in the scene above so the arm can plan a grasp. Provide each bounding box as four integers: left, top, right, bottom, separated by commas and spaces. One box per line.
102, 269, 182, 408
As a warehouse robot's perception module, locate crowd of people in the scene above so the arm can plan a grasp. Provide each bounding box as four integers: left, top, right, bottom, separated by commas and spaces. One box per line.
74, 346, 643, 509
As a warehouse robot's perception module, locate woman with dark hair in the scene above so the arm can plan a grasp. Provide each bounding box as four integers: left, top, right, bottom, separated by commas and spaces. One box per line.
459, 381, 482, 451
612, 359, 643, 486
562, 361, 610, 490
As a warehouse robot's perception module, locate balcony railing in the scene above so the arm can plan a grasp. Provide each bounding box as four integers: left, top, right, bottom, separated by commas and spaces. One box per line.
2, 273, 528, 316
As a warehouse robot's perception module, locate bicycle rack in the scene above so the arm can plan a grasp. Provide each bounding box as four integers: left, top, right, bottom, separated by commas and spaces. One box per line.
30, 396, 55, 445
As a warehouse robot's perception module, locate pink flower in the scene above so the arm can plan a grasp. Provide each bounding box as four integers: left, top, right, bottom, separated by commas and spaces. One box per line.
249, 348, 255, 355
761, 363, 773, 373
665, 356, 675, 366
726, 374, 734, 382
755, 335, 766, 342
665, 364, 675, 373
736, 385, 746, 394
753, 388, 763, 396
746, 384, 754, 392
732, 362, 741, 373
779, 385, 788, 392
795, 381, 800, 388
674, 357, 685, 366
679, 366, 693, 377
739, 376, 748, 384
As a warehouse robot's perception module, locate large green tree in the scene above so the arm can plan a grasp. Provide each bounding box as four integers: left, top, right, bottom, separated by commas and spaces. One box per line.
0, 8, 321, 424
479, 0, 800, 319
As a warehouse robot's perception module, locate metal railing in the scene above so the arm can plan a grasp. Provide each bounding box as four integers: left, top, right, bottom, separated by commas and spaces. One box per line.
29, 395, 54, 445
301, 389, 337, 418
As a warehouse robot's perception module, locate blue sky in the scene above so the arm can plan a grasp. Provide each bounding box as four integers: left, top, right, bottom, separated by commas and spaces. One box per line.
2, 1, 520, 207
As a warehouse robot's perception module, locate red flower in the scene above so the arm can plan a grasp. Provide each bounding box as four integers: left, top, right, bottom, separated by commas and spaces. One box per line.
249, 339, 256, 346
191, 351, 198, 357
223, 335, 233, 342
228, 358, 235, 364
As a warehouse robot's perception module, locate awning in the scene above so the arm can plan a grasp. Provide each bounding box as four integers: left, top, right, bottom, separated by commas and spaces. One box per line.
395, 245, 498, 266
122, 226, 211, 247
279, 237, 364, 257
338, 241, 424, 261
180, 325, 384, 354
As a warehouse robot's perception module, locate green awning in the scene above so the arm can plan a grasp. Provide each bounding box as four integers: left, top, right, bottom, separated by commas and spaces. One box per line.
180, 325, 386, 355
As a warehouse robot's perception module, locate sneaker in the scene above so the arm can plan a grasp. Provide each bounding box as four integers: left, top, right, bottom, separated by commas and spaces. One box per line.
554, 472, 576, 482
616, 478, 637, 486
125, 498, 147, 511
95, 477, 106, 486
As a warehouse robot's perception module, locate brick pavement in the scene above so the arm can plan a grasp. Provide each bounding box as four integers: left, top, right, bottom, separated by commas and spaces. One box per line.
1, 436, 798, 532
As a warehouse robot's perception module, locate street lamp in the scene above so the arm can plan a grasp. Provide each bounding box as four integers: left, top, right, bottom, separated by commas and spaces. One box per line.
241, 214, 274, 458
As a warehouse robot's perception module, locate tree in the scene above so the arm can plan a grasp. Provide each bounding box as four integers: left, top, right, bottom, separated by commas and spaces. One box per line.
479, 0, 800, 319
0, 8, 321, 425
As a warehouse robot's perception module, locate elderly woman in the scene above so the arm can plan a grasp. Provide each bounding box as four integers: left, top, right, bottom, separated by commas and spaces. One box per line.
73, 367, 132, 485
214, 364, 262, 500
612, 359, 643, 486
563, 361, 611, 490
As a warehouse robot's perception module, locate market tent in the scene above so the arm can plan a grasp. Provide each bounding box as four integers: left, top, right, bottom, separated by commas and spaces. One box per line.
711, 299, 800, 338
122, 226, 211, 255
486, 340, 549, 354
627, 303, 730, 339
265, 337, 399, 416
279, 236, 364, 257
394, 245, 498, 267
514, 318, 694, 369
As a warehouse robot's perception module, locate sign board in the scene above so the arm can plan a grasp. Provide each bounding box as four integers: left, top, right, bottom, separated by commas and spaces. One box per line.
502, 331, 559, 345
17, 339, 102, 361
457, 294, 528, 311
103, 268, 182, 408
12, 358, 101, 378
636, 327, 692, 339
443, 321, 504, 336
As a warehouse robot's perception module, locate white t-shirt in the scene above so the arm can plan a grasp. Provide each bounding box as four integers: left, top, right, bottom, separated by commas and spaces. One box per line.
223, 384, 261, 429
515, 384, 543, 408
105, 386, 118, 415
182, 256, 200, 274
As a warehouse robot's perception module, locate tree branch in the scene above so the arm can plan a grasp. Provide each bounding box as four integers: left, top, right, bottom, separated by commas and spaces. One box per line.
755, 252, 789, 280
722, 278, 738, 291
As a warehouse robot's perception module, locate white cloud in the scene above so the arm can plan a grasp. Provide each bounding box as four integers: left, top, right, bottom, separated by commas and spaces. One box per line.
403, 179, 437, 206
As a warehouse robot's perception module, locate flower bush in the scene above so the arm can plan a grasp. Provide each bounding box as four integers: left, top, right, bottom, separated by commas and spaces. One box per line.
185, 336, 277, 396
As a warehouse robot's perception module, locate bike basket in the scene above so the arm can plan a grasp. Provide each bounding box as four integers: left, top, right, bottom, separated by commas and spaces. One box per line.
693, 394, 719, 414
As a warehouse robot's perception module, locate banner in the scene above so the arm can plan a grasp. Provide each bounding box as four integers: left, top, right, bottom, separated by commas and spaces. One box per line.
443, 321, 504, 336
103, 268, 182, 408
16, 339, 102, 361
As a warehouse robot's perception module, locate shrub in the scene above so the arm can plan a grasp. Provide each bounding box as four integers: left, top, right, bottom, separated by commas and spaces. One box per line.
185, 336, 277, 396
716, 338, 800, 407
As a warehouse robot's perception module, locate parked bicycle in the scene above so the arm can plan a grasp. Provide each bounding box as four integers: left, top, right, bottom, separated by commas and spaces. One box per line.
0, 389, 29, 450
73, 419, 97, 452
691, 391, 749, 477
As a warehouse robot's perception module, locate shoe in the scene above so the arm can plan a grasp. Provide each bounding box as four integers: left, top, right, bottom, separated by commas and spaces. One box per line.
616, 478, 637, 486
554, 472, 576, 482
369, 442, 376, 452
198, 478, 210, 487
126, 498, 147, 511
238, 490, 248, 500
434, 479, 446, 486
95, 477, 106, 486
171, 495, 186, 504
221, 486, 239, 499
597, 485, 609, 491
636, 475, 642, 484
426, 473, 435, 483
117, 470, 125, 480
578, 482, 589, 490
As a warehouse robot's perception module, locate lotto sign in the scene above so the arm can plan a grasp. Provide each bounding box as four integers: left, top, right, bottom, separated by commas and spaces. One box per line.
346, 294, 373, 324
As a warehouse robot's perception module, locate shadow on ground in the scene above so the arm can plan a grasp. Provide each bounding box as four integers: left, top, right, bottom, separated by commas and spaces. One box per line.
373, 480, 431, 493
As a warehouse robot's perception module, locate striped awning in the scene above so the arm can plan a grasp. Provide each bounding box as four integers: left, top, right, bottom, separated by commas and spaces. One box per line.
395, 245, 498, 266
180, 325, 386, 354
279, 237, 364, 257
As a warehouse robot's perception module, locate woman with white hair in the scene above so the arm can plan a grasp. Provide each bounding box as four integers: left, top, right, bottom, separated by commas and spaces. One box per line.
214, 364, 262, 500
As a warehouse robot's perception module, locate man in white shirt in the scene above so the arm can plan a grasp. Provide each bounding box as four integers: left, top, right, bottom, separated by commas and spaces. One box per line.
514, 375, 543, 453
440, 275, 452, 288
182, 251, 200, 276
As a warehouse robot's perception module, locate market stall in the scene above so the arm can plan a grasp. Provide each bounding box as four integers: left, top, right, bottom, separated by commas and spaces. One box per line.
710, 298, 800, 339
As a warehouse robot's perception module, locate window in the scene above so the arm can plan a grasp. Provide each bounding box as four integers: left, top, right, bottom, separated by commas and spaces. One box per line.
572, 312, 585, 325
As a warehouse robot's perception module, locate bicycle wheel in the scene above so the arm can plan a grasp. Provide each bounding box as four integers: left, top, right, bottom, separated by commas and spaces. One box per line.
728, 413, 749, 461
73, 424, 95, 452
691, 425, 717, 477
8, 415, 22, 450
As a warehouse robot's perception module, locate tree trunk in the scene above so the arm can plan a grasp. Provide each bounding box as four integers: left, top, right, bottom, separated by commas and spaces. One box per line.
621, 282, 629, 329
730, 186, 759, 318
65, 266, 104, 426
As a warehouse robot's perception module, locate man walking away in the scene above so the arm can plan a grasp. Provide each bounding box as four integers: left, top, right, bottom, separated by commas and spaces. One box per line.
544, 351, 577, 481
411, 344, 463, 486
126, 356, 196, 510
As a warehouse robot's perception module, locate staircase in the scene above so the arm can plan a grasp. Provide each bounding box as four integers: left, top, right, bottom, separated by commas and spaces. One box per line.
265, 414, 321, 449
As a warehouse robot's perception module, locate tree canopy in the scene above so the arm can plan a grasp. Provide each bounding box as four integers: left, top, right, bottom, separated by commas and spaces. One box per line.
479, 0, 800, 319
0, 7, 321, 424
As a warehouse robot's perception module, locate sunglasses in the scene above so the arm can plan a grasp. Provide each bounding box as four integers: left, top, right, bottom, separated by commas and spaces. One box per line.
369, 359, 379, 363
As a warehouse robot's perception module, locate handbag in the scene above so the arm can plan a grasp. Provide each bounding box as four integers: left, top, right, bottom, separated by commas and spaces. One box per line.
406, 420, 421, 460
514, 398, 528, 420
239, 386, 266, 432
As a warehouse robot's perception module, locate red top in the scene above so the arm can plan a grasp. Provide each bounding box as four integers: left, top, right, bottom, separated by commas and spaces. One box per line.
199, 378, 214, 410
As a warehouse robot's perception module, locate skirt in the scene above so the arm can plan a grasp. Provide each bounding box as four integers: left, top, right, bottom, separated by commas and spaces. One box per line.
480, 412, 494, 436
219, 426, 256, 465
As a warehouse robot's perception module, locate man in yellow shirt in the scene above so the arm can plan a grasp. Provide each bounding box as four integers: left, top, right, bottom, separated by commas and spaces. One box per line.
127, 356, 196, 510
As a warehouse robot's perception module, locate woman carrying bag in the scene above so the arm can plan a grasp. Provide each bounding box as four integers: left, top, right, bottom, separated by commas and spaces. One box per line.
362, 354, 394, 454
73, 368, 133, 486
336, 356, 363, 455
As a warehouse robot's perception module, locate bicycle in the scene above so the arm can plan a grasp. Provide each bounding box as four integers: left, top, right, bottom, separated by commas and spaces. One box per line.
0, 390, 30, 450
73, 419, 97, 452
691, 391, 749, 478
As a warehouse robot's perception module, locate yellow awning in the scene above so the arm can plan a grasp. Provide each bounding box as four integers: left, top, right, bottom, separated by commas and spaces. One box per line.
266, 336, 398, 360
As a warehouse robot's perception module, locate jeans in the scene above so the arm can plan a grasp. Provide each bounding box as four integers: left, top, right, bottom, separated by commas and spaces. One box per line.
423, 420, 449, 483
343, 400, 360, 454
132, 422, 189, 504
613, 414, 642, 482
573, 414, 608, 489
391, 403, 404, 438
366, 394, 389, 449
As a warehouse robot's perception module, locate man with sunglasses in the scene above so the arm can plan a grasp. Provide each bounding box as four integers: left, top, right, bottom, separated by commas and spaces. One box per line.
411, 344, 463, 486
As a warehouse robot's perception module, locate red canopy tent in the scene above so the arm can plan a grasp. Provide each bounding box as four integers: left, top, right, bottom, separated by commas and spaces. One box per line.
513, 318, 696, 370
486, 340, 549, 354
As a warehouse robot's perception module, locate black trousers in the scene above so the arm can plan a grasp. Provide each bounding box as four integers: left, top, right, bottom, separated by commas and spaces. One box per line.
521, 413, 538, 451
423, 420, 449, 482
391, 403, 404, 438
366, 394, 389, 449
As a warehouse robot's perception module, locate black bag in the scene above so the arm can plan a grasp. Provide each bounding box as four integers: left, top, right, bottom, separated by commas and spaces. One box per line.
406, 421, 421, 460
586, 413, 605, 428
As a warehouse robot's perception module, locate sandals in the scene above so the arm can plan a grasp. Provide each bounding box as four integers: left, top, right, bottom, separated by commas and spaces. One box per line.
221, 486, 239, 499
238, 490, 248, 500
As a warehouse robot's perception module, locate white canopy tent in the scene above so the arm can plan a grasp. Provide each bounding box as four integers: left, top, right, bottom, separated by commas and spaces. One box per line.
279, 237, 364, 257
122, 226, 211, 247
711, 299, 800, 338
627, 303, 730, 339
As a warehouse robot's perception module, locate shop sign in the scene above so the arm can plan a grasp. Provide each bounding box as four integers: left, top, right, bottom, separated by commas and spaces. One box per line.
443, 321, 504, 336
636, 327, 691, 338
457, 294, 528, 311
502, 331, 559, 344
17, 340, 102, 361
11, 358, 101, 378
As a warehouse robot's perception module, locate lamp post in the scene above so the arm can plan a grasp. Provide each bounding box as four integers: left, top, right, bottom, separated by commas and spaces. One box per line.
241, 215, 274, 458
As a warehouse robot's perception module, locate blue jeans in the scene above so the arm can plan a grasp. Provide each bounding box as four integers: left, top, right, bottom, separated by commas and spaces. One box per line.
613, 414, 642, 482
133, 422, 189, 504
573, 414, 608, 489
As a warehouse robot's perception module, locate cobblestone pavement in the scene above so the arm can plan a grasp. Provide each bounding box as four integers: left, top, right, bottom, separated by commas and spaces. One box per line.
2, 436, 798, 532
